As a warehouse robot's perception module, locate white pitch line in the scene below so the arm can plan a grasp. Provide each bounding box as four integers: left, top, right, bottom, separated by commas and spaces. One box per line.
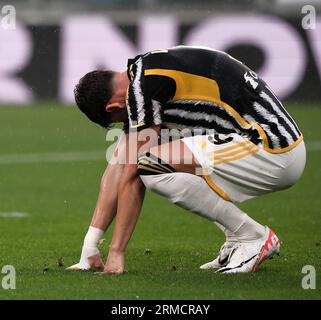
0, 141, 319, 166
0, 150, 106, 165
0, 212, 29, 218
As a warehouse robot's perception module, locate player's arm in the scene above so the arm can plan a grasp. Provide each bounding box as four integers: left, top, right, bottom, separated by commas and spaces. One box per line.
66, 132, 129, 270
90, 132, 127, 230
102, 125, 160, 274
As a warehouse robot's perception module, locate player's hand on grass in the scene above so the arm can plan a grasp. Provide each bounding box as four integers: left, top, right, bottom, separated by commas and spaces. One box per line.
66, 253, 104, 271
95, 248, 125, 275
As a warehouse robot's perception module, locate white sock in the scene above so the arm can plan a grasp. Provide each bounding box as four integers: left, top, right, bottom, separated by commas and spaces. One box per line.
214, 199, 265, 241
141, 173, 265, 241
214, 222, 238, 242
79, 226, 104, 266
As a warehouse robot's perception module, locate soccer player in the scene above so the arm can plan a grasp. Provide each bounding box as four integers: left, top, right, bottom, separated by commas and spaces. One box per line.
68, 46, 306, 274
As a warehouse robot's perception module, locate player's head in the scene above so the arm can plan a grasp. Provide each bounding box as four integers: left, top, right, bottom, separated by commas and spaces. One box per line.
74, 70, 127, 128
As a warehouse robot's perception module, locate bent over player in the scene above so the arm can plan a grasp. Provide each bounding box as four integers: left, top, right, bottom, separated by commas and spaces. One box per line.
68, 46, 306, 274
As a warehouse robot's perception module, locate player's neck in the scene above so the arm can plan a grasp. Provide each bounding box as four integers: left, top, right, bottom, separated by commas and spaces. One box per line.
114, 71, 129, 97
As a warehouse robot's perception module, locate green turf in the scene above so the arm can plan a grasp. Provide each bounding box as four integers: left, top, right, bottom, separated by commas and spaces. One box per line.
0, 103, 320, 299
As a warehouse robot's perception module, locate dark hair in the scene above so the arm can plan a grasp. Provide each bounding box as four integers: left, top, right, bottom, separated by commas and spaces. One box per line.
74, 70, 115, 128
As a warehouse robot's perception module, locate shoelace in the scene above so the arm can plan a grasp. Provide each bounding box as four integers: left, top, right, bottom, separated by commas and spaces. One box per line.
215, 242, 236, 264
226, 242, 242, 264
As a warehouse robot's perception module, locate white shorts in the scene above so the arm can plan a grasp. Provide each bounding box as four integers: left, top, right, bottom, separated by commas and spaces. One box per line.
182, 133, 306, 203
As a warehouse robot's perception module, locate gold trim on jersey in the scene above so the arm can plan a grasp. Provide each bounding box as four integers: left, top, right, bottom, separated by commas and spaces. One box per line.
204, 98, 303, 154
144, 68, 303, 154
129, 64, 134, 80
130, 122, 145, 129
144, 69, 221, 102
252, 123, 304, 154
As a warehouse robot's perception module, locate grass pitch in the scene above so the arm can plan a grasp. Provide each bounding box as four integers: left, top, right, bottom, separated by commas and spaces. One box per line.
0, 103, 320, 300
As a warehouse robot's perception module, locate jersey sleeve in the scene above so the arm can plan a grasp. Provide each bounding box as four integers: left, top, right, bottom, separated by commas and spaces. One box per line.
126, 57, 162, 129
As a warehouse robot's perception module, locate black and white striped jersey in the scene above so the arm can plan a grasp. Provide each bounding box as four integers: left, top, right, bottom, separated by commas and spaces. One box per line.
126, 46, 302, 153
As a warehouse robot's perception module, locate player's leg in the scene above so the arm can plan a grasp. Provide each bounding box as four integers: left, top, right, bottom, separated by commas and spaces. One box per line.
138, 133, 306, 273
138, 138, 266, 249
148, 134, 240, 267
182, 133, 305, 273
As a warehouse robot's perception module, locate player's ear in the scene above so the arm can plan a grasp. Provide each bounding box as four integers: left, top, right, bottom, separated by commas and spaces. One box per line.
105, 102, 121, 113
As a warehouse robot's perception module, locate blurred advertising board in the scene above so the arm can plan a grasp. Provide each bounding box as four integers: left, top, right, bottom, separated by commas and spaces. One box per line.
0, 14, 320, 104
